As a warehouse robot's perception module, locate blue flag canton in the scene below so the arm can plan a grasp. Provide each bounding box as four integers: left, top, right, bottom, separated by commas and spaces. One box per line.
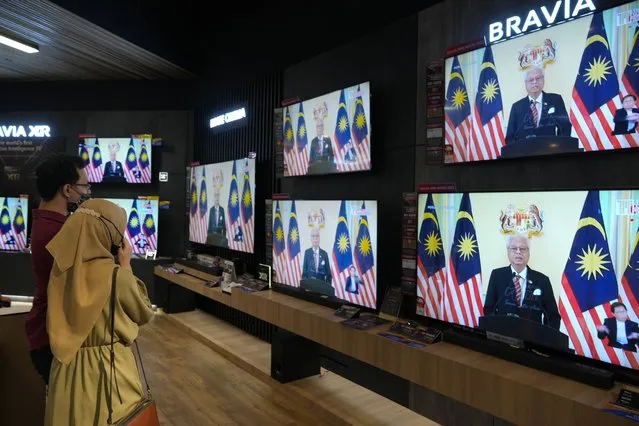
190, 174, 198, 216
418, 194, 445, 277
142, 213, 155, 236
13, 205, 25, 234
92, 145, 102, 168
0, 199, 11, 234
139, 144, 150, 169
574, 13, 619, 114
126, 140, 138, 169
199, 169, 208, 218
287, 201, 301, 258
296, 104, 308, 151
334, 201, 353, 272
476, 46, 503, 124
623, 27, 639, 93
352, 90, 368, 143
284, 109, 295, 153
451, 194, 481, 284
355, 204, 374, 273
624, 232, 639, 299
446, 56, 471, 127
128, 200, 141, 237
241, 166, 253, 222
227, 162, 240, 222
564, 191, 618, 312
334, 90, 352, 149
80, 145, 90, 167
273, 203, 286, 255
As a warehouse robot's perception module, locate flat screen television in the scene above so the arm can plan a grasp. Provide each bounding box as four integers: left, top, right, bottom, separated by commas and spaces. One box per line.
0, 195, 29, 252
416, 189, 639, 371
188, 158, 256, 254
272, 199, 377, 309
283, 82, 371, 176
79, 135, 152, 183
103, 196, 158, 257
443, 2, 639, 162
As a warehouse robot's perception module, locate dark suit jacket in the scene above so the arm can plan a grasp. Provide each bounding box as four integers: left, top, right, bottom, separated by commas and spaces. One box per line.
597, 317, 639, 352
483, 266, 561, 330
309, 136, 334, 164
302, 247, 332, 284
103, 161, 124, 178
505, 92, 571, 143
612, 108, 639, 135
207, 206, 226, 236
345, 275, 362, 294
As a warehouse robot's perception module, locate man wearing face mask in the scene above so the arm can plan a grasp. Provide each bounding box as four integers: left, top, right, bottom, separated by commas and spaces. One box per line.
25, 154, 90, 386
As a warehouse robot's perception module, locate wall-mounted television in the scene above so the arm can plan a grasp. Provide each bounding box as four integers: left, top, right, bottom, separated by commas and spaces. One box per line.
188, 158, 256, 254
272, 199, 377, 309
0, 195, 29, 252
443, 3, 639, 162
416, 189, 639, 371
103, 196, 158, 257
283, 82, 371, 176
79, 135, 152, 183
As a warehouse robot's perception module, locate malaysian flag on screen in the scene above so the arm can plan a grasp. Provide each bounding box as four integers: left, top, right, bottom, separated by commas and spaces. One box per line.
0, 199, 14, 251
124, 139, 140, 183
334, 89, 358, 172
442, 193, 483, 327
126, 200, 144, 254
295, 104, 309, 175
12, 202, 26, 250
558, 191, 639, 369
469, 45, 505, 161
354, 202, 376, 309
284, 108, 299, 176
227, 161, 247, 252
142, 210, 157, 252
189, 171, 200, 243
286, 201, 302, 288
570, 12, 639, 151
622, 26, 639, 101
273, 201, 290, 285
197, 168, 209, 244
91, 144, 104, 182
618, 227, 639, 369
330, 201, 354, 302
351, 85, 371, 170
445, 56, 472, 162
417, 194, 446, 319
138, 142, 152, 183
240, 160, 254, 253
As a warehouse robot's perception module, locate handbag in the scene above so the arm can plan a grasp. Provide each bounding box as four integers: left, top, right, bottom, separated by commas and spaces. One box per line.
107, 267, 160, 426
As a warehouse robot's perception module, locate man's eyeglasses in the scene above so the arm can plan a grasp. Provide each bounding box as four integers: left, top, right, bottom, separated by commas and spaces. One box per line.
508, 247, 529, 253
73, 183, 91, 190
526, 77, 544, 84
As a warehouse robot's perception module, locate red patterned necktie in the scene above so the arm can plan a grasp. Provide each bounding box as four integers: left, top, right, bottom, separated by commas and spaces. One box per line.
513, 274, 522, 306
530, 100, 539, 128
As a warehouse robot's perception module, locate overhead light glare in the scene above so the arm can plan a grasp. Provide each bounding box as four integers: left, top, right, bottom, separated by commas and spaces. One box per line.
0, 34, 38, 54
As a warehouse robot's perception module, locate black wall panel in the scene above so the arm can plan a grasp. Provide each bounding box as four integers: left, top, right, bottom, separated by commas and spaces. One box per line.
190, 74, 282, 272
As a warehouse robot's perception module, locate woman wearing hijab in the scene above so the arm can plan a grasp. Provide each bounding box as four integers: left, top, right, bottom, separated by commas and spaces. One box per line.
44, 199, 154, 425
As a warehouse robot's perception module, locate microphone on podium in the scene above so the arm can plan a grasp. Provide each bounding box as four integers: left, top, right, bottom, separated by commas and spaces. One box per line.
532, 287, 550, 326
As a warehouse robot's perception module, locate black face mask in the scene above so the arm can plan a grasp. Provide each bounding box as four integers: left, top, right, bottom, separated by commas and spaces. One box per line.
67, 186, 91, 213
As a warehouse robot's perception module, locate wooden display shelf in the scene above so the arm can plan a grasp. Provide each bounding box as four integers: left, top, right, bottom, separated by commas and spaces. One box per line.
155, 265, 634, 426
167, 310, 435, 426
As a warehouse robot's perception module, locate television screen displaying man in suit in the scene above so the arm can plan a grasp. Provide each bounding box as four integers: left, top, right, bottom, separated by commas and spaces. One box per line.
482, 234, 561, 329
505, 67, 571, 144
104, 143, 124, 178
597, 302, 639, 352
302, 227, 331, 284
613, 94, 639, 135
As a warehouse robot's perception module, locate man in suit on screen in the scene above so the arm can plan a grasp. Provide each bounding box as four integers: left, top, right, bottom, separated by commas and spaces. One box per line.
505, 67, 571, 144
483, 234, 561, 329
597, 302, 639, 352
103, 143, 124, 178
207, 191, 226, 236
302, 227, 332, 284
309, 114, 334, 165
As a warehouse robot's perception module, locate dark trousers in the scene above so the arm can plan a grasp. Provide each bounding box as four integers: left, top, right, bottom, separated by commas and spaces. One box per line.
29, 345, 53, 385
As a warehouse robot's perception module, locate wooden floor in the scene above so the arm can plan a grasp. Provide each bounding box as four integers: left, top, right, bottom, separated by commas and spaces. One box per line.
138, 312, 437, 425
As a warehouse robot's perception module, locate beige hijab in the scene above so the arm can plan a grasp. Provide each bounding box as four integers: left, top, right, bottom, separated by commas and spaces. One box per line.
46, 199, 127, 365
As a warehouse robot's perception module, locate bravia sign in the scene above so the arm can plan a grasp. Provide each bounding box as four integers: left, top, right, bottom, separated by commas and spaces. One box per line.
0, 124, 51, 138
488, 0, 596, 44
